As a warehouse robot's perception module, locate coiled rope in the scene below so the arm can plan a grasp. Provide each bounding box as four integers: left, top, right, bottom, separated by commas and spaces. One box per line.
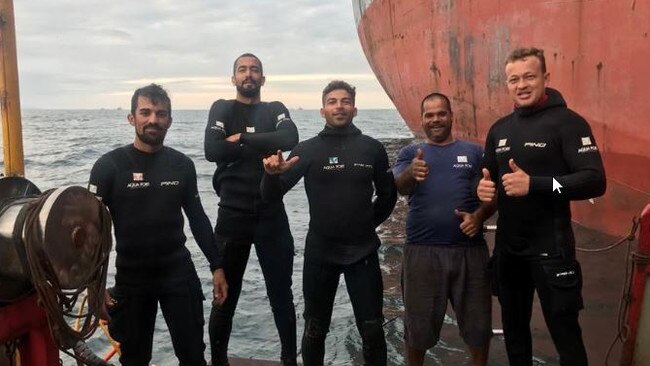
20, 188, 112, 360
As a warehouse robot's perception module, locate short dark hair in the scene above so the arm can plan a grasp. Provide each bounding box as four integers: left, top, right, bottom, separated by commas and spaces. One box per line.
130, 83, 171, 116
321, 80, 356, 106
233, 53, 263, 75
506, 47, 547, 74
420, 92, 452, 115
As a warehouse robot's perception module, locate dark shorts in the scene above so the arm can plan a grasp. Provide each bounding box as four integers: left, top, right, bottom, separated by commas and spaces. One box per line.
402, 244, 492, 349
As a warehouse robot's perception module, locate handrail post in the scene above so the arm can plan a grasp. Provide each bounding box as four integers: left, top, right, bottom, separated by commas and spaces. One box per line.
620, 204, 650, 365
0, 0, 25, 177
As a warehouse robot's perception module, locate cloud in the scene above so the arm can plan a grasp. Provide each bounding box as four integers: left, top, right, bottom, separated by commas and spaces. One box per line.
122, 73, 376, 85
13, 0, 393, 109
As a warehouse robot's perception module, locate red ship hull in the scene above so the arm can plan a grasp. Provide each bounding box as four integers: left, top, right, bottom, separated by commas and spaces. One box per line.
353, 0, 650, 236
0, 294, 59, 366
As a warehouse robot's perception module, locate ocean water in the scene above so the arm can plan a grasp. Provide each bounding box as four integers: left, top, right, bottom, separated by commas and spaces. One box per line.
2, 109, 627, 365
6, 108, 414, 365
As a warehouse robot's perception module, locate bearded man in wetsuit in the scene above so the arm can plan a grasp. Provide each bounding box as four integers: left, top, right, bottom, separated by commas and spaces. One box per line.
393, 92, 494, 366
89, 83, 228, 366
477, 47, 606, 365
204, 53, 299, 366
261, 80, 397, 366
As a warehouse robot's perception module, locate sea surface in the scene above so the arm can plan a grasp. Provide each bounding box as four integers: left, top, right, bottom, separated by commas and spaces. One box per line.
2, 109, 629, 365
6, 109, 416, 365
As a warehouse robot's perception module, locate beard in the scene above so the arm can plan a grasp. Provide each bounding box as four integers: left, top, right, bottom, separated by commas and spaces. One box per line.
236, 80, 261, 98
137, 125, 167, 146
326, 114, 354, 128
424, 124, 452, 144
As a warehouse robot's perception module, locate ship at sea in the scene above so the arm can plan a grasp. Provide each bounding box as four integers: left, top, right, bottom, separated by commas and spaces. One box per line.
352, 0, 650, 237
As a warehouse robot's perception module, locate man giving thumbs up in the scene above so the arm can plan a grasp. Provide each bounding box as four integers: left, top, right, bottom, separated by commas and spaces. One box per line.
393, 92, 495, 366
479, 47, 606, 366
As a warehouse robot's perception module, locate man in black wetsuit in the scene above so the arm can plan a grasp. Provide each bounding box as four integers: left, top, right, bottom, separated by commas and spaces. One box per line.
89, 84, 228, 366
477, 47, 606, 365
204, 53, 299, 366
261, 80, 397, 366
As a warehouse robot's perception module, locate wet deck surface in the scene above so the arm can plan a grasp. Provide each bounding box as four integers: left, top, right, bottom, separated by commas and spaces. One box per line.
377, 137, 637, 365
228, 358, 287, 366
379, 195, 633, 365
2, 137, 640, 365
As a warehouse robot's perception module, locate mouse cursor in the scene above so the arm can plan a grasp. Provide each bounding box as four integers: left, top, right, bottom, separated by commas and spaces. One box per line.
552, 178, 563, 194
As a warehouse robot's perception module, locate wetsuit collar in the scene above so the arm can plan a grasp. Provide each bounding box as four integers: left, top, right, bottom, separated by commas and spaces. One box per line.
318, 123, 362, 137
130, 143, 164, 155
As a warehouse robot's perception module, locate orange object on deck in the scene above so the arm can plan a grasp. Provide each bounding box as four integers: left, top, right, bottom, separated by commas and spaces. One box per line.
0, 294, 59, 366
620, 204, 650, 365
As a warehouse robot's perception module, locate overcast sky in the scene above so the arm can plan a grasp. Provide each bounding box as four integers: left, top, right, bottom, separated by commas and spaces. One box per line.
13, 0, 393, 110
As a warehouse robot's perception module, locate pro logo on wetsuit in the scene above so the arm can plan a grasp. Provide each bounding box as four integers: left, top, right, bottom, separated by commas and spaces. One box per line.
353, 163, 373, 169
524, 142, 547, 148
276, 113, 291, 127
578, 136, 599, 153
324, 156, 345, 171
496, 138, 510, 154
127, 182, 150, 189
211, 121, 225, 132
128, 172, 150, 189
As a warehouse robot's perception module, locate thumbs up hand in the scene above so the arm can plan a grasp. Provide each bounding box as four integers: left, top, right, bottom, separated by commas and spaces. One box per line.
482, 168, 491, 180
411, 148, 429, 182
455, 209, 479, 237
477, 168, 496, 202
501, 158, 530, 197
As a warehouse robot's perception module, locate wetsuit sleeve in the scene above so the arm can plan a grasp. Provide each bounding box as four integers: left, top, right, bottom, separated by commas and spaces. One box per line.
88, 154, 115, 206
260, 146, 308, 202
471, 144, 485, 200
372, 144, 397, 227
204, 100, 246, 163
529, 115, 606, 200
239, 102, 299, 153
182, 159, 222, 271
480, 127, 499, 184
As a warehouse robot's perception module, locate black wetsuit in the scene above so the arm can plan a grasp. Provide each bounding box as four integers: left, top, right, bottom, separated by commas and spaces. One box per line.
89, 144, 220, 366
204, 99, 299, 365
481, 88, 606, 365
261, 123, 397, 366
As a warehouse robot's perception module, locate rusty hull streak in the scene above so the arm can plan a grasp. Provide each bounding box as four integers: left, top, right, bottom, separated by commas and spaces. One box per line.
354, 0, 650, 237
